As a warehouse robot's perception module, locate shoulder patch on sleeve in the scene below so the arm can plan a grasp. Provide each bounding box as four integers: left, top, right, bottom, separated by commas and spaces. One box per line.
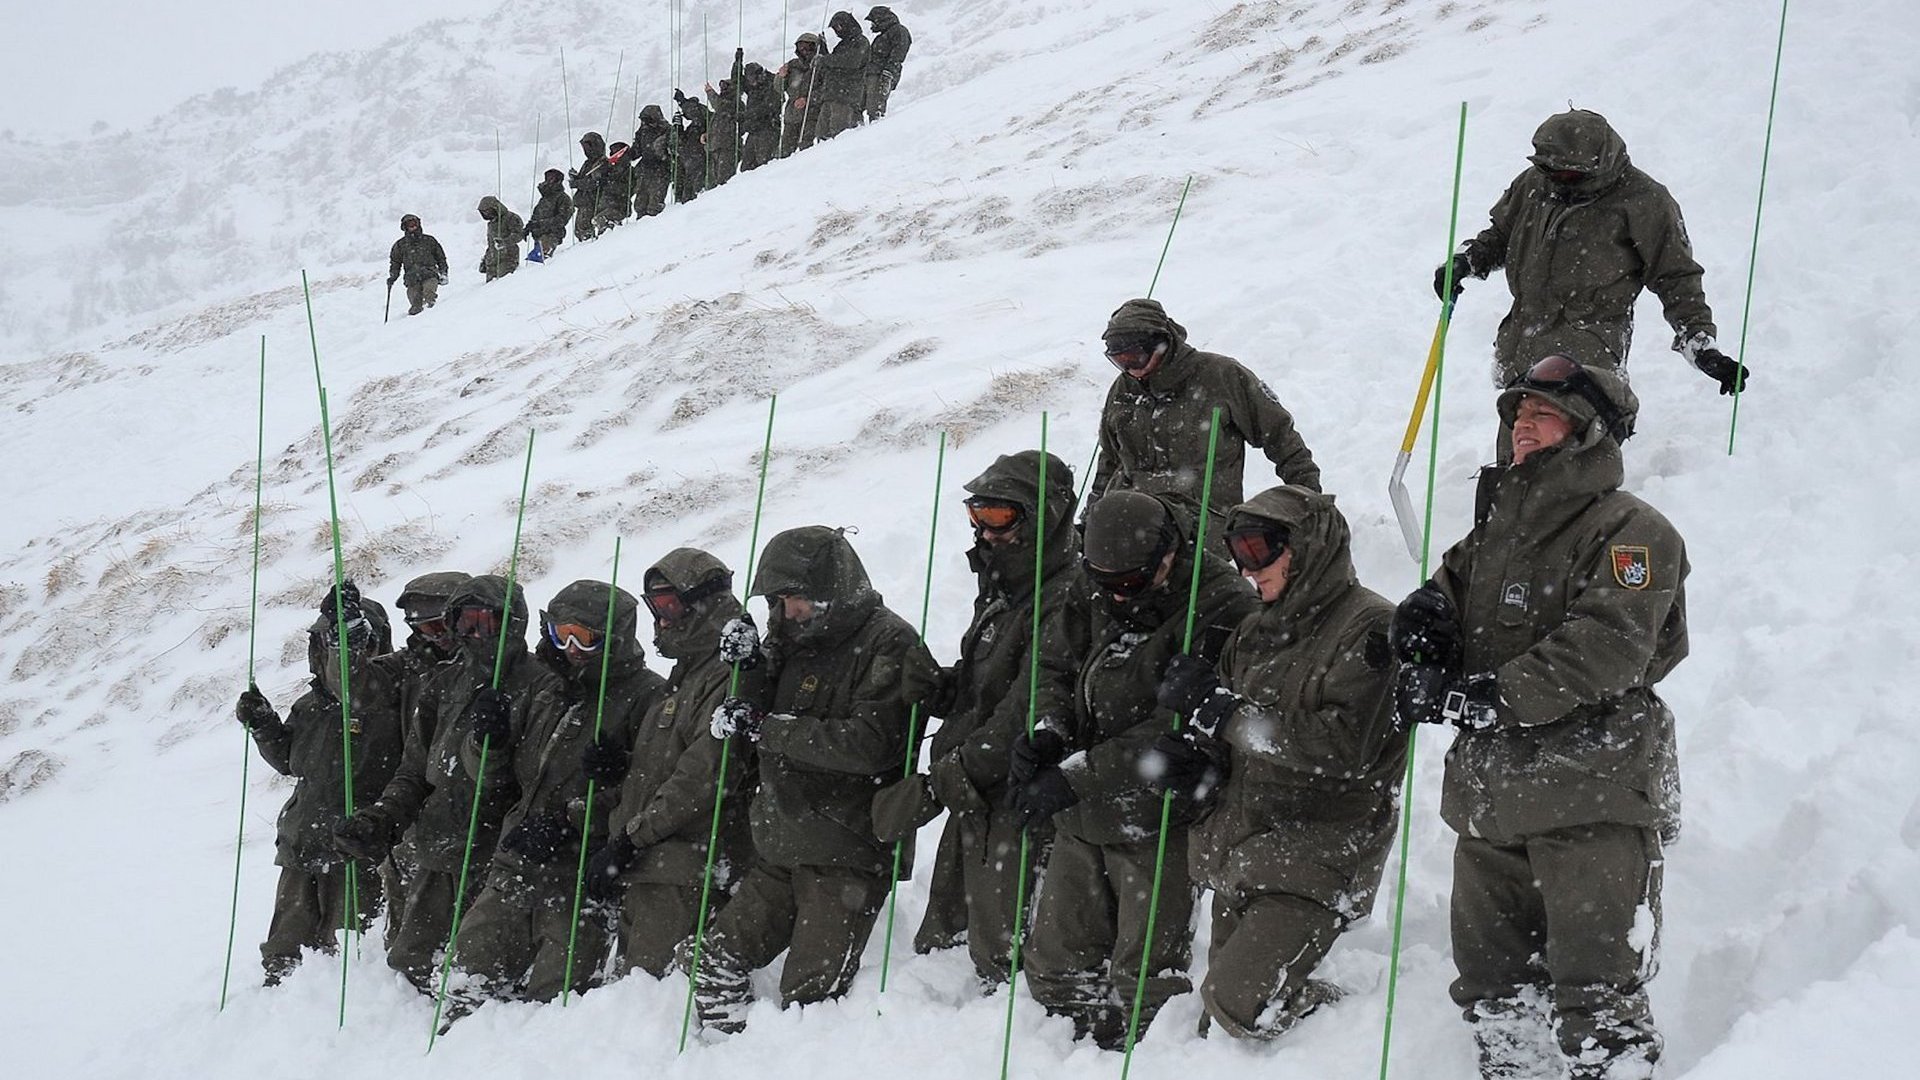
1610, 545, 1652, 590
1363, 630, 1392, 672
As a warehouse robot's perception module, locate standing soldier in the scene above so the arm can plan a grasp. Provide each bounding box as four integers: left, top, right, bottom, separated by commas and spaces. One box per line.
1013, 492, 1259, 1048
1391, 354, 1684, 1080
739, 61, 781, 171
631, 106, 674, 218
597, 142, 637, 232
1150, 486, 1406, 1039
234, 582, 405, 985
582, 549, 758, 978
694, 526, 940, 1034
1091, 298, 1321, 542
777, 33, 825, 158
1438, 109, 1748, 397
523, 170, 572, 260
862, 6, 911, 121
387, 214, 448, 317
704, 76, 742, 187
330, 575, 566, 992
441, 581, 665, 1017
911, 451, 1088, 989
476, 196, 523, 281
374, 571, 471, 951
815, 12, 870, 142
673, 91, 711, 201
569, 132, 611, 242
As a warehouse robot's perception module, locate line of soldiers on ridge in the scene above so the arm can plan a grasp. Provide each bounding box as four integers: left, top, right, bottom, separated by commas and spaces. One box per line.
384, 6, 911, 317
252, 109, 1749, 1079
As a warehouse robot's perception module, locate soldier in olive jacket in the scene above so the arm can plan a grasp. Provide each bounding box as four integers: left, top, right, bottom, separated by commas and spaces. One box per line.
778, 33, 826, 157
443, 580, 665, 1012
387, 214, 447, 315
1440, 109, 1746, 396
739, 62, 782, 171
1152, 486, 1405, 1039
569, 132, 611, 242
235, 583, 404, 985
1392, 354, 1685, 1080
816, 12, 870, 141
862, 6, 911, 121
1092, 298, 1321, 545
523, 171, 573, 258
583, 548, 758, 978
911, 450, 1088, 986
331, 575, 567, 991
476, 196, 523, 281
1013, 492, 1259, 1048
694, 526, 939, 1034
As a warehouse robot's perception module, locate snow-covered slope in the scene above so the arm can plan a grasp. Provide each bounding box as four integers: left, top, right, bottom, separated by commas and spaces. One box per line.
3, 1, 1918, 1077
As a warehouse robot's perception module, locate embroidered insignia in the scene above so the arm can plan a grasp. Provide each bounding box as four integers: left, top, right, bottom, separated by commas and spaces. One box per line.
1502, 582, 1529, 608
348, 718, 364, 736
663, 699, 677, 717
1611, 545, 1651, 590
801, 674, 820, 693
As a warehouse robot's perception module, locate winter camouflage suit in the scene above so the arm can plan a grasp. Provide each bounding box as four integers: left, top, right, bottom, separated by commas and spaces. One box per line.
1457, 110, 1720, 386
523, 173, 573, 258
695, 527, 940, 1033
779, 34, 826, 157
863, 6, 911, 121
631, 107, 674, 218
388, 219, 447, 315
1189, 487, 1406, 1038
597, 548, 758, 978
569, 132, 611, 242
816, 13, 870, 141
377, 571, 472, 949
477, 196, 523, 281
1092, 299, 1321, 545
912, 451, 1088, 986
444, 580, 666, 1011
1025, 493, 1260, 1048
1414, 368, 1685, 1079
739, 62, 782, 171
340, 576, 567, 991
242, 594, 404, 984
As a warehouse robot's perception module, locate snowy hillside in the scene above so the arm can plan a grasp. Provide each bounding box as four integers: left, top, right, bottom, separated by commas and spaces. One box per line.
3, 0, 1918, 1077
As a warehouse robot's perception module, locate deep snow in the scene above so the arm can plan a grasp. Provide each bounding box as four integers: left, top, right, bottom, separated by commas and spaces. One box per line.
2, 0, 1918, 1077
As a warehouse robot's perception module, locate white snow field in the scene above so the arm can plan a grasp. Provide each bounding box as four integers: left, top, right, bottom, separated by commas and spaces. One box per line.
2, 0, 1917, 1076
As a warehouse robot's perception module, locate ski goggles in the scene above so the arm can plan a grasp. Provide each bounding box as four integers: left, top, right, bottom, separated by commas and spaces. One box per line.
1082, 559, 1163, 598
451, 605, 503, 640
404, 611, 449, 638
1534, 163, 1589, 185
965, 498, 1024, 534
1103, 335, 1162, 373
542, 616, 602, 652
1224, 526, 1290, 573
642, 575, 731, 627
1512, 354, 1632, 441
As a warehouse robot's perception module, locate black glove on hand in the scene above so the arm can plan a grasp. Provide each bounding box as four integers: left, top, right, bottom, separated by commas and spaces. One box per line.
1390, 584, 1460, 666
581, 733, 630, 785
1433, 253, 1473, 301
1009, 728, 1068, 786
1143, 730, 1227, 798
386, 273, 398, 287
717, 613, 762, 668
585, 833, 642, 902
710, 697, 765, 741
320, 580, 362, 624
1697, 349, 1750, 396
236, 684, 279, 731
1395, 665, 1501, 732
503, 813, 579, 866
332, 807, 397, 861
1007, 766, 1079, 828
465, 687, 513, 745
1157, 654, 1239, 736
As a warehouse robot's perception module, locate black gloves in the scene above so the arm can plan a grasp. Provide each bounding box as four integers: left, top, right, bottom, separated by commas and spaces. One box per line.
1696, 349, 1750, 395
386, 273, 398, 287
502, 813, 579, 865
1390, 584, 1460, 666
734, 47, 745, 62
332, 806, 397, 861
1433, 253, 1474, 301
585, 833, 642, 901
673, 89, 689, 105
717, 613, 762, 668
710, 697, 765, 741
1006, 766, 1078, 828
580, 733, 630, 785
236, 684, 279, 731
1009, 728, 1067, 786
1395, 667, 1501, 732
465, 687, 512, 745
1142, 730, 1228, 799
1156, 654, 1239, 737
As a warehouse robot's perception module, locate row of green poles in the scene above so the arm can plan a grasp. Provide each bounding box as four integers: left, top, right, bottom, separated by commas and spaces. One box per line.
678, 395, 780, 1052
428, 428, 538, 1050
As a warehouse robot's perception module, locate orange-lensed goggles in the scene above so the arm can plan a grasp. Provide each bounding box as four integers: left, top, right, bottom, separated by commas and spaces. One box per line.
543, 617, 602, 652
1224, 526, 1289, 573
451, 605, 502, 640
965, 498, 1024, 533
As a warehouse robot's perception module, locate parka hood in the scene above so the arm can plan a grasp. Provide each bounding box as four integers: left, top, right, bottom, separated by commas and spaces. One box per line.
867, 6, 898, 29
396, 571, 471, 614
1527, 109, 1630, 200
1228, 486, 1357, 621
477, 195, 505, 219
644, 547, 745, 660
1102, 297, 1201, 392
580, 131, 608, 159
964, 449, 1079, 591
444, 574, 530, 665
752, 526, 879, 648
639, 104, 665, 124
306, 592, 393, 695
537, 176, 564, 198
534, 579, 646, 681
